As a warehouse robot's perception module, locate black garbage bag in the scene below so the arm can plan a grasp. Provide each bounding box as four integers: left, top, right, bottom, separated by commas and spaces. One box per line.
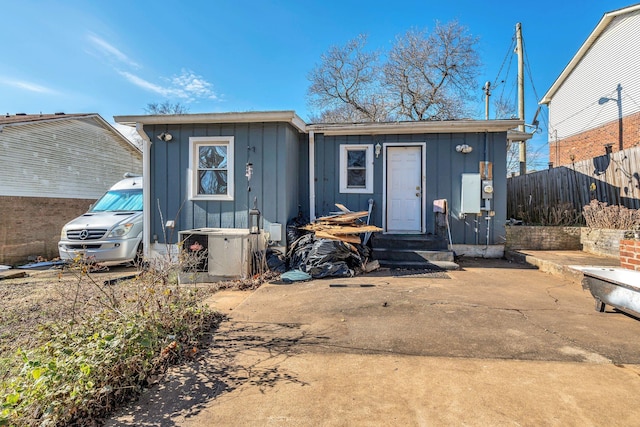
287, 234, 364, 278
265, 248, 287, 273
286, 212, 309, 248
287, 233, 315, 270
306, 261, 352, 279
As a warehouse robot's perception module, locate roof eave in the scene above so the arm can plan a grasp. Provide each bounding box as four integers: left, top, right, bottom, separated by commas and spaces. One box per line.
91, 115, 142, 153
0, 113, 95, 127
0, 113, 141, 154
114, 110, 307, 133
540, 3, 640, 104
506, 129, 534, 142
307, 119, 524, 136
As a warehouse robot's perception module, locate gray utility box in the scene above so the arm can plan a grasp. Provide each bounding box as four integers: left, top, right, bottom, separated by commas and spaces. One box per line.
461, 173, 481, 214
178, 228, 265, 282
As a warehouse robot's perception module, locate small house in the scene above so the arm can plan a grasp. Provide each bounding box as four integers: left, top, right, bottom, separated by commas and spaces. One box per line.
115, 111, 522, 277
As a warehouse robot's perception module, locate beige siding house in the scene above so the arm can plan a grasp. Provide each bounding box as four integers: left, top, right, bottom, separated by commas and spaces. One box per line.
541, 4, 640, 166
0, 113, 142, 265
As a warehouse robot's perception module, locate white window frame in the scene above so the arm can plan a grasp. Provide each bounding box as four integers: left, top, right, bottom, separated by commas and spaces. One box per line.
339, 144, 374, 194
188, 136, 234, 201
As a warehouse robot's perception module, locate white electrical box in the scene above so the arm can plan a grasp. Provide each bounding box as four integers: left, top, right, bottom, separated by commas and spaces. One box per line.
461, 173, 481, 213
269, 223, 282, 242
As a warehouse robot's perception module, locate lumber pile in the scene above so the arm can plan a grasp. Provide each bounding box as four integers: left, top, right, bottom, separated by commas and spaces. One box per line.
301, 210, 382, 244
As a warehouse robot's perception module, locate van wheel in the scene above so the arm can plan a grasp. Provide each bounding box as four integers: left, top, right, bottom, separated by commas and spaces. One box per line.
133, 243, 144, 267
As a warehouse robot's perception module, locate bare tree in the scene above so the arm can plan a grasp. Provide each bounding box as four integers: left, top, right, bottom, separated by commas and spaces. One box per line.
307, 21, 481, 122
492, 94, 516, 120
307, 35, 390, 122
308, 104, 370, 123
384, 22, 480, 120
492, 95, 544, 174
507, 142, 546, 175
493, 94, 522, 174
144, 101, 190, 115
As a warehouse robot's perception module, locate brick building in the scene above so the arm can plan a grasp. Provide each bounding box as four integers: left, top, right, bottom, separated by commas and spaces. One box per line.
541, 4, 640, 166
0, 113, 142, 265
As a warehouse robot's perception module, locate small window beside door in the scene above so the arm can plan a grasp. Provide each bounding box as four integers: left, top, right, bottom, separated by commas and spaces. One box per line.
339, 144, 373, 193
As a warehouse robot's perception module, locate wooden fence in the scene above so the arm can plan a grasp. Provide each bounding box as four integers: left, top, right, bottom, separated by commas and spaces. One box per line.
507, 145, 640, 224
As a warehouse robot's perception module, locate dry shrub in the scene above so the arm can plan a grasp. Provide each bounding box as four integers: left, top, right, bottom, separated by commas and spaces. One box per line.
582, 200, 640, 229
516, 202, 582, 226
0, 251, 224, 427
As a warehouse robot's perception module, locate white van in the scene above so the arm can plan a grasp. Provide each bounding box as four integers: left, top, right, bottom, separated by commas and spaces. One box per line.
58, 175, 143, 265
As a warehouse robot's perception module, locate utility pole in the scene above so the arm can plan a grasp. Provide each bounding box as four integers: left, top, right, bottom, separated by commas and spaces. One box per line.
483, 81, 491, 120
516, 22, 526, 175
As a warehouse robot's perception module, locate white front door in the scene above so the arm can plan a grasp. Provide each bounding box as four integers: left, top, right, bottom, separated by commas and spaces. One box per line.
386, 145, 423, 232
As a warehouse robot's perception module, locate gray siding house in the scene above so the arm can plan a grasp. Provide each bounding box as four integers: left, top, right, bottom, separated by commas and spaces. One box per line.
115, 111, 522, 272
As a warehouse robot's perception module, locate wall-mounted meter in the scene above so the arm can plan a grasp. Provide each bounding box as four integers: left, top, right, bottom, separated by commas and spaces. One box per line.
482, 180, 494, 199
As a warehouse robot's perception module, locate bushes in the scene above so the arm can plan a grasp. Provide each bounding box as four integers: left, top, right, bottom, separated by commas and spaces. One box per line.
514, 200, 640, 229
516, 202, 582, 226
0, 257, 223, 426
582, 200, 640, 230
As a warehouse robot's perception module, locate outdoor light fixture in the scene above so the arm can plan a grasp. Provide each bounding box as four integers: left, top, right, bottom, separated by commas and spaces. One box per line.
375, 142, 382, 158
456, 144, 473, 154
245, 162, 253, 181
249, 197, 261, 234
598, 96, 617, 105
157, 132, 173, 142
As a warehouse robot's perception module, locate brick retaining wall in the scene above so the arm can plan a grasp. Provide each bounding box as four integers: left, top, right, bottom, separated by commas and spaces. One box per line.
0, 195, 95, 266
505, 226, 582, 250
580, 228, 626, 259
620, 239, 640, 271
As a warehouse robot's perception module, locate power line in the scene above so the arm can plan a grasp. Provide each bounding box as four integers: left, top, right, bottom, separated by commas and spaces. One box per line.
491, 30, 517, 118
521, 36, 541, 105
493, 33, 516, 89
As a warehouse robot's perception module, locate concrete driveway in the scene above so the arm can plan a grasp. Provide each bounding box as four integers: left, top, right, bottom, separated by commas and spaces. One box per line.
108, 258, 640, 426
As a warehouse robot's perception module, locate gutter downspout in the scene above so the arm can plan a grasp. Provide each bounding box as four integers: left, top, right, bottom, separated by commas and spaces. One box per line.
309, 131, 316, 221
136, 123, 152, 259
484, 131, 491, 249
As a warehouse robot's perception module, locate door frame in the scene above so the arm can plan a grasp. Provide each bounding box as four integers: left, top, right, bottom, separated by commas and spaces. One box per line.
382, 142, 427, 234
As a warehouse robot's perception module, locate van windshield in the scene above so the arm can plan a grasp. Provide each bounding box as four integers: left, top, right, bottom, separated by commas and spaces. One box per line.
90, 189, 143, 212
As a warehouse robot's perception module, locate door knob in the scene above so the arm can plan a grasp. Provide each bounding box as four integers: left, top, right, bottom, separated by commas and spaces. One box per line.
416, 193, 420, 197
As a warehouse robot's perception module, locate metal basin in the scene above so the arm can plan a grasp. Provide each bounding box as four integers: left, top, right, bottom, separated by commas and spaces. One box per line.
581, 267, 640, 315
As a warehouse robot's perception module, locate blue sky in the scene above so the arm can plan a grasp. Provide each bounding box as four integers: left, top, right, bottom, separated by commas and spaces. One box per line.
0, 1, 635, 169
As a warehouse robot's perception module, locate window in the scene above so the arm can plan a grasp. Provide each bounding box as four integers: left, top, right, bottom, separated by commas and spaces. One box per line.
339, 144, 373, 193
91, 189, 143, 212
189, 136, 234, 200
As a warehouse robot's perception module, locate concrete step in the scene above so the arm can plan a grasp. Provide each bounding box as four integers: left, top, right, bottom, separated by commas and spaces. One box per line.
373, 248, 455, 262
371, 234, 448, 251
377, 259, 460, 271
